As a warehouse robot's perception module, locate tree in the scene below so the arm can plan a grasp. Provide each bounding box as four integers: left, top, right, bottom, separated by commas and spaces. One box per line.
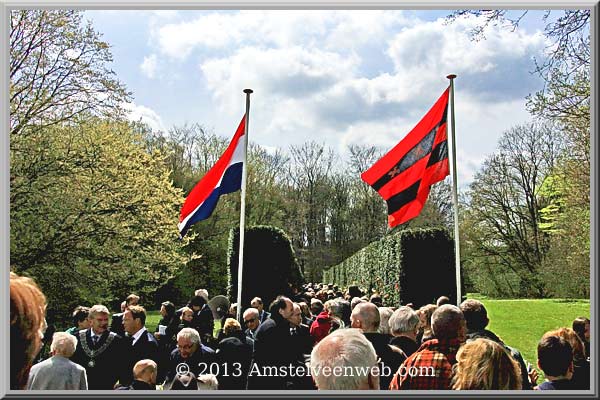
10, 119, 189, 320
10, 10, 130, 137
461, 121, 565, 297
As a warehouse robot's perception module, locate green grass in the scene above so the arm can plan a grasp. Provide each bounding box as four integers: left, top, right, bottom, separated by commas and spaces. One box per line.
145, 311, 222, 337
467, 293, 590, 376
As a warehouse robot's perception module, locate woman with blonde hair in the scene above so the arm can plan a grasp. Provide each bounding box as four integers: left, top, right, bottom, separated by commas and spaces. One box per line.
452, 338, 522, 390
10, 272, 47, 389
543, 328, 589, 389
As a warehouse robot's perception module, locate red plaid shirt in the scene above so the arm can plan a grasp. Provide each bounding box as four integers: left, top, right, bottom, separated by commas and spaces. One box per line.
389, 338, 462, 390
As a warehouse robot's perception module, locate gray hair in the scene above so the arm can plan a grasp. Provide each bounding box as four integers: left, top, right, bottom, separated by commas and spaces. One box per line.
243, 307, 259, 319
389, 306, 420, 336
310, 328, 378, 390
197, 374, 219, 390
177, 327, 201, 344
350, 297, 365, 310
431, 304, 465, 339
50, 332, 77, 357
378, 307, 394, 335
88, 304, 110, 319
325, 299, 344, 319
351, 302, 380, 332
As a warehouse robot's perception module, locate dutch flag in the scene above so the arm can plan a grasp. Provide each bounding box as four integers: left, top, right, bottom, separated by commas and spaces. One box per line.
178, 115, 246, 238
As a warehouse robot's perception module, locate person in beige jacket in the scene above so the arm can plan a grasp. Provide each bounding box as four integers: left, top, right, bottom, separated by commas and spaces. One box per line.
27, 332, 88, 390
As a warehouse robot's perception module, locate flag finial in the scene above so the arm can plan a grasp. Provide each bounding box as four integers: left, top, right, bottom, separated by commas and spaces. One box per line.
446, 74, 457, 80
244, 88, 253, 94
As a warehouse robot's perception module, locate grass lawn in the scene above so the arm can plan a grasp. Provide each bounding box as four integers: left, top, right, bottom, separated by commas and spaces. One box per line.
145, 311, 222, 337
468, 293, 590, 376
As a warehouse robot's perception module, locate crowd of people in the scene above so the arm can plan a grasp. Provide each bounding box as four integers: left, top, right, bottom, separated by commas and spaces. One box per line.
10, 272, 591, 391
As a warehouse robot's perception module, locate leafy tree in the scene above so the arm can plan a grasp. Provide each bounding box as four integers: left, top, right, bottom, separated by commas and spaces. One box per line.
10, 119, 189, 321
10, 10, 130, 136
461, 121, 565, 297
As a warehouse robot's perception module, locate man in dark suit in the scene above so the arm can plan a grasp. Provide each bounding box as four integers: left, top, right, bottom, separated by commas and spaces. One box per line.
287, 302, 316, 390
116, 359, 157, 390
189, 295, 214, 346
251, 297, 271, 323
165, 327, 215, 385
110, 293, 140, 337
120, 305, 159, 387
216, 318, 254, 389
71, 304, 127, 390
351, 302, 406, 390
247, 296, 296, 390
243, 308, 261, 340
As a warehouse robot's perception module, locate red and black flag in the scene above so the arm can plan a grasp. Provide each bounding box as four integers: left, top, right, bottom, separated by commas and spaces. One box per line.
361, 87, 450, 228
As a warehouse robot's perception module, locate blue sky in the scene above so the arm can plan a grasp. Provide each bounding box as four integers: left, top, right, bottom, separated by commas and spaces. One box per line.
83, 9, 555, 187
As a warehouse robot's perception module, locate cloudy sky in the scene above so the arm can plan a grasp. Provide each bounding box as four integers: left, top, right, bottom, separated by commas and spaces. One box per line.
83, 9, 553, 187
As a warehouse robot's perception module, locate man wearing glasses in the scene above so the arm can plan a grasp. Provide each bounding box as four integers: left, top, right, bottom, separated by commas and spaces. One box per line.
243, 308, 261, 340
164, 328, 215, 385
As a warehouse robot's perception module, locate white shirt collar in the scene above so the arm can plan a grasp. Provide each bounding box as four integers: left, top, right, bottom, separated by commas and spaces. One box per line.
131, 327, 147, 345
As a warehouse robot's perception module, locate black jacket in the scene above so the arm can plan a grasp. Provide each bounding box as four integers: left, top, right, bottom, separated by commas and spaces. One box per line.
247, 317, 295, 389
110, 313, 125, 337
216, 331, 254, 389
121, 329, 160, 386
363, 332, 406, 390
116, 380, 156, 390
390, 335, 419, 358
71, 329, 127, 390
467, 329, 533, 390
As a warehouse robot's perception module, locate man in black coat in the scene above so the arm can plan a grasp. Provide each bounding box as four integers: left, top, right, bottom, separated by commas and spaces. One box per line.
460, 299, 534, 390
351, 302, 406, 390
71, 305, 127, 390
110, 293, 140, 337
120, 305, 160, 386
243, 308, 261, 340
287, 302, 316, 390
251, 297, 271, 323
165, 327, 216, 384
389, 306, 420, 358
247, 296, 296, 390
188, 295, 214, 346
116, 359, 157, 390
216, 318, 254, 389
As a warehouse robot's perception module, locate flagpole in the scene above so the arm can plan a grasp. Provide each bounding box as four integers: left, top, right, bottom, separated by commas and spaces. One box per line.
236, 89, 252, 322
446, 74, 462, 306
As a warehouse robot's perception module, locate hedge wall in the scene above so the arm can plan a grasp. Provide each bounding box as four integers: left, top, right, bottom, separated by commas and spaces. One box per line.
228, 225, 304, 311
323, 227, 458, 308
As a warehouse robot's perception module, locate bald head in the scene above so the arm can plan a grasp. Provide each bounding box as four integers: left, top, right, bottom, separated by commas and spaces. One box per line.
431, 304, 466, 341
350, 302, 380, 332
133, 359, 157, 385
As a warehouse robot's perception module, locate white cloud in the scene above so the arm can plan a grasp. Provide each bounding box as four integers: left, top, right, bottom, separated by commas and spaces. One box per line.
123, 102, 166, 133
140, 54, 158, 78
134, 10, 550, 186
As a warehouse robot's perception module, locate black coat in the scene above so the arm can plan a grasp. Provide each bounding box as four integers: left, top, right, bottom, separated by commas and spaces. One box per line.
389, 335, 419, 358
121, 329, 160, 386
216, 332, 254, 389
363, 332, 406, 391
71, 329, 127, 390
467, 329, 532, 390
191, 305, 214, 341
110, 313, 125, 337
247, 317, 296, 390
165, 344, 216, 384
116, 380, 155, 390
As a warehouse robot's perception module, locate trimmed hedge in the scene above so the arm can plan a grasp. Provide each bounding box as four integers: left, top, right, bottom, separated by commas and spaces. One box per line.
323, 228, 458, 308
228, 225, 304, 311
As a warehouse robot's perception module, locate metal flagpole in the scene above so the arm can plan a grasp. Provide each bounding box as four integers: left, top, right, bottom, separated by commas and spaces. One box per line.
236, 88, 252, 322
446, 74, 462, 306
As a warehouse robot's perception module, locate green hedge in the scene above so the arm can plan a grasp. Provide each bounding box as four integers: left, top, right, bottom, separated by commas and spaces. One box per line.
227, 225, 304, 310
323, 228, 458, 307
